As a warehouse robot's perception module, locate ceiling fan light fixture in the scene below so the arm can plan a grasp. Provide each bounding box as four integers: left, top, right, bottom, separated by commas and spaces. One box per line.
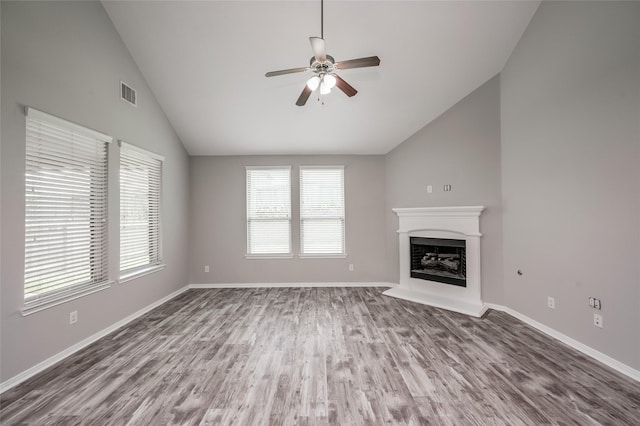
320, 79, 332, 95
306, 76, 321, 91
324, 74, 337, 89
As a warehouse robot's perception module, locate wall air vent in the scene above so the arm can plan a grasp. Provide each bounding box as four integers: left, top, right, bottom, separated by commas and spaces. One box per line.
120, 81, 137, 106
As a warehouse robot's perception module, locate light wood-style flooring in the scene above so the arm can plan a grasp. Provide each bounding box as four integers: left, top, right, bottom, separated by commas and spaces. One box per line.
1, 287, 639, 425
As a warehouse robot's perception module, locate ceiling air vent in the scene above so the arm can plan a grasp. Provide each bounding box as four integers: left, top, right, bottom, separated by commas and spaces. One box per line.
120, 81, 137, 106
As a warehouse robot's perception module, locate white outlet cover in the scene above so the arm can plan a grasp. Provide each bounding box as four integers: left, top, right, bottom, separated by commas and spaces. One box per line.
547, 296, 555, 309
594, 313, 603, 328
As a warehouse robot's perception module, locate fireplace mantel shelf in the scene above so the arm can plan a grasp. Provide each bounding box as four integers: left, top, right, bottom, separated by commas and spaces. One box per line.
384, 206, 487, 317
393, 206, 485, 216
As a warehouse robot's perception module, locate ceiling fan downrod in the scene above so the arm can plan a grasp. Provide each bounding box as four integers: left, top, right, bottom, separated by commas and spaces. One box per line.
320, 0, 324, 39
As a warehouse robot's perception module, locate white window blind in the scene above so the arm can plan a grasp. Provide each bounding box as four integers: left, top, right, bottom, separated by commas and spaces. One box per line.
300, 166, 345, 255
246, 167, 291, 255
120, 142, 163, 279
24, 108, 112, 312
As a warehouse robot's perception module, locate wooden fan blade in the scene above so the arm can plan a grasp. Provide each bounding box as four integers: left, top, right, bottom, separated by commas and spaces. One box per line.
296, 85, 313, 106
309, 37, 327, 62
265, 67, 309, 77
335, 56, 380, 70
334, 75, 357, 97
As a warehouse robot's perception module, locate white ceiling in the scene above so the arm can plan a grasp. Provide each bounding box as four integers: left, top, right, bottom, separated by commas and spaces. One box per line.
102, 1, 540, 156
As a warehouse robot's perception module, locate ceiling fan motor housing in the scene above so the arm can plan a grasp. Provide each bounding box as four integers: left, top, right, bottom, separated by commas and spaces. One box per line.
310, 55, 335, 73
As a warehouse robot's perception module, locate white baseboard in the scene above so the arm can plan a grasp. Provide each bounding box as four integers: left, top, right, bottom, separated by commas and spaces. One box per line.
484, 303, 640, 383
189, 282, 397, 289
0, 285, 190, 394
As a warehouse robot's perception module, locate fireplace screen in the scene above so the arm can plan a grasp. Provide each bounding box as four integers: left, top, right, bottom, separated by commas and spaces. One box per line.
410, 237, 466, 287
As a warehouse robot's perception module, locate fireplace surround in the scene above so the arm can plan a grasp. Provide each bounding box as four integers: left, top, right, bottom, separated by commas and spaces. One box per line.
383, 206, 486, 317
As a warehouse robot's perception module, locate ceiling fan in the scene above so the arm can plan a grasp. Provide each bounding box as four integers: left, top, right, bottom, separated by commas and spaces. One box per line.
265, 0, 381, 106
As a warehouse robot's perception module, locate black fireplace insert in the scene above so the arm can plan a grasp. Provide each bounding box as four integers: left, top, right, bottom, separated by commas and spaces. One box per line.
410, 237, 466, 287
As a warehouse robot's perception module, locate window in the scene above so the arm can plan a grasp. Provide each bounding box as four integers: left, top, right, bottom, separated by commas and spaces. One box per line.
246, 167, 291, 256
24, 108, 112, 313
119, 142, 164, 280
300, 166, 345, 255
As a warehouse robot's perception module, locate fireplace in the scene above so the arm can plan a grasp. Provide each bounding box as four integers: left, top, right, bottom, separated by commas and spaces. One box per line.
410, 237, 466, 287
383, 206, 486, 317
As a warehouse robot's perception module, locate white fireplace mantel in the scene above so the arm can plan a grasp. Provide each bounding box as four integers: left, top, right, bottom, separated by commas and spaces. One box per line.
383, 206, 487, 317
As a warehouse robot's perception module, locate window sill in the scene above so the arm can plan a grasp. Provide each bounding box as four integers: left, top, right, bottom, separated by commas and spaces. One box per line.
22, 281, 113, 316
245, 254, 294, 260
299, 254, 348, 259
119, 264, 165, 284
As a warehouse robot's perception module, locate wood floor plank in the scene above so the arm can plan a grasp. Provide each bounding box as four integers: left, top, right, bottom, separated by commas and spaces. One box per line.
1, 287, 639, 425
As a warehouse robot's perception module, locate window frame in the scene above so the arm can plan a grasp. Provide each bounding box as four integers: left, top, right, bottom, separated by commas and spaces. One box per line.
299, 165, 346, 258
119, 140, 165, 283
22, 107, 113, 315
245, 166, 293, 258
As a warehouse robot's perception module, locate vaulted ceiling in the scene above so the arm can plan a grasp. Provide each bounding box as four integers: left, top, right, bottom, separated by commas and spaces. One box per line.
103, 1, 540, 156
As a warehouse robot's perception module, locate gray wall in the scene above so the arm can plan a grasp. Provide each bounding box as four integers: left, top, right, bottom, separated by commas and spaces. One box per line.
501, 2, 640, 369
384, 76, 504, 303
1, 1, 190, 382
189, 155, 387, 284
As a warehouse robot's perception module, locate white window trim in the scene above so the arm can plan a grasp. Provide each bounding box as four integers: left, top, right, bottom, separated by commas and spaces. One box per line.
22, 107, 113, 315
22, 281, 114, 316
245, 254, 294, 260
26, 107, 112, 143
119, 141, 164, 281
119, 140, 164, 162
246, 166, 292, 257
298, 254, 348, 259
299, 165, 346, 256
119, 264, 166, 284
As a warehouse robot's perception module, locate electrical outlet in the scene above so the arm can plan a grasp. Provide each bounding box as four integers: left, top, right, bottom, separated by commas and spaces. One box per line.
427, 185, 433, 193
348, 263, 354, 272
593, 313, 603, 328
443, 184, 452, 192
589, 297, 602, 310
547, 296, 555, 309
204, 265, 210, 273
69, 311, 78, 325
